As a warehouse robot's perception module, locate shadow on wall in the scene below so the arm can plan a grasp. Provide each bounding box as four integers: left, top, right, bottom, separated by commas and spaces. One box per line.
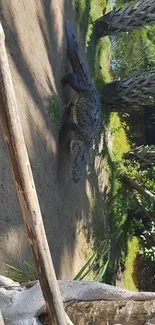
0, 0, 92, 279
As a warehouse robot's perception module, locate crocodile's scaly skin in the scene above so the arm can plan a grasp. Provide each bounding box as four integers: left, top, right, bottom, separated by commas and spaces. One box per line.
61, 22, 101, 183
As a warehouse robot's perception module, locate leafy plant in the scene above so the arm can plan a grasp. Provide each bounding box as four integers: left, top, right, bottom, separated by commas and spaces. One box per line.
74, 240, 110, 282
4, 261, 37, 283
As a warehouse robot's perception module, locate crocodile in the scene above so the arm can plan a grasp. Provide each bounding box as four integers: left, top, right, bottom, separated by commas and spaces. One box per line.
59, 21, 101, 183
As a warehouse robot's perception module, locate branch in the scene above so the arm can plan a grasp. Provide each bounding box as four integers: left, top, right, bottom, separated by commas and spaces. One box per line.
121, 174, 155, 203
0, 311, 5, 325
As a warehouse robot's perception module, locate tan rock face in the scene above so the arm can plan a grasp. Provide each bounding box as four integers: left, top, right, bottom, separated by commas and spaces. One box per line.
0, 0, 93, 279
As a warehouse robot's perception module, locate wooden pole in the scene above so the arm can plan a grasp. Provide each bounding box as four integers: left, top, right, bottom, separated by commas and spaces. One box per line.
0, 22, 69, 325
0, 311, 5, 325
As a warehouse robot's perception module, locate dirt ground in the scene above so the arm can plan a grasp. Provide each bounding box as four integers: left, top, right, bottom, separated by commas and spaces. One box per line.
0, 0, 108, 279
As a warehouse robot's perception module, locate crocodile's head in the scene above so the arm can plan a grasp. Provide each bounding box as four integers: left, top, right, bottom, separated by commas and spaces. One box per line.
70, 140, 89, 183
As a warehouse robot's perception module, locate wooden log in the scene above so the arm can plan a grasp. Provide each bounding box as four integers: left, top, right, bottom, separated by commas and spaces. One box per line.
0, 311, 5, 325
0, 22, 69, 325
40, 299, 155, 325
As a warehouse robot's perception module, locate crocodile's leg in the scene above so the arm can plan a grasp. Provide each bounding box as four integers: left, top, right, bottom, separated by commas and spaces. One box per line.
64, 100, 74, 117
61, 72, 90, 93
58, 121, 80, 145
61, 101, 74, 125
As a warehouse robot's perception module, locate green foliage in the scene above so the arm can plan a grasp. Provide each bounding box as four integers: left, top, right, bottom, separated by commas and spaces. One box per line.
107, 113, 130, 241
86, 112, 131, 284
117, 155, 155, 291
123, 236, 139, 291
95, 259, 109, 282
94, 37, 112, 89
75, 0, 107, 28
5, 261, 37, 283
131, 221, 155, 291
119, 159, 155, 291
91, 194, 106, 244
75, 0, 112, 86
123, 159, 155, 212
75, 0, 155, 287
148, 25, 155, 45
111, 0, 155, 79
47, 94, 62, 136
115, 0, 135, 9
74, 250, 97, 280
125, 161, 155, 193
109, 113, 130, 162
138, 252, 155, 291
97, 112, 133, 281
111, 28, 155, 79
74, 240, 109, 282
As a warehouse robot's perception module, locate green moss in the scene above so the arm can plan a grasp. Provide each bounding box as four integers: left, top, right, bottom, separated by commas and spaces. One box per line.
123, 237, 139, 291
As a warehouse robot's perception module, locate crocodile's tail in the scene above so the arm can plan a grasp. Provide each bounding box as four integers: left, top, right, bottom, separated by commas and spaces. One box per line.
70, 140, 89, 183
65, 21, 90, 78
65, 21, 78, 69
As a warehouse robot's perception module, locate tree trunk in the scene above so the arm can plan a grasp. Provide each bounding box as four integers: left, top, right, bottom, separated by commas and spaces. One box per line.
103, 73, 155, 109
121, 174, 155, 203
124, 145, 155, 167
95, 0, 155, 38
40, 300, 155, 325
